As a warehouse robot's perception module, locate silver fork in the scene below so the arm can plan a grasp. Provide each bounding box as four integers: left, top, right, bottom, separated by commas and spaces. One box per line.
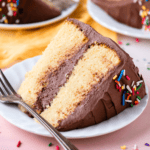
0, 69, 78, 150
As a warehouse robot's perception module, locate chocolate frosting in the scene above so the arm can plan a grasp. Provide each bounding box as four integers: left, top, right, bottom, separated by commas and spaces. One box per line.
33, 18, 146, 131
0, 0, 61, 24
91, 0, 150, 29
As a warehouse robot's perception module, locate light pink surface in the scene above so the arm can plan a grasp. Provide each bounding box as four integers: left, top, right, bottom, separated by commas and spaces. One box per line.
0, 35, 150, 150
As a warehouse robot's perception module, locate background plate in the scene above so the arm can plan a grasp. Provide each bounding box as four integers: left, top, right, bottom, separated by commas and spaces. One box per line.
87, 0, 150, 39
0, 56, 148, 139
0, 0, 79, 30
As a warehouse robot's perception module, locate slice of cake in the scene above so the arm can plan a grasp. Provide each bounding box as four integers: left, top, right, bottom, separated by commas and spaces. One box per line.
91, 0, 150, 30
18, 18, 146, 131
0, 0, 61, 24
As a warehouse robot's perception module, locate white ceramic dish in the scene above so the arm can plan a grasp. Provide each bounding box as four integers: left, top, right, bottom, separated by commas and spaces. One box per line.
87, 0, 150, 39
0, 56, 148, 139
0, 0, 79, 30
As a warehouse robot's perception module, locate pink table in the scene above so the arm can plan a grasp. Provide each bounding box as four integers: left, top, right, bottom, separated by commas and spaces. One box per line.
0, 34, 150, 150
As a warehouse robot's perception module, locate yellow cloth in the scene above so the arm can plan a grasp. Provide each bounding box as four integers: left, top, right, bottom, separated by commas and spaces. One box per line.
0, 0, 117, 68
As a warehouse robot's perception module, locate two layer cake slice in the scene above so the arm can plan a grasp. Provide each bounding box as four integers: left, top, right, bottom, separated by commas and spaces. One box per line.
18, 18, 146, 131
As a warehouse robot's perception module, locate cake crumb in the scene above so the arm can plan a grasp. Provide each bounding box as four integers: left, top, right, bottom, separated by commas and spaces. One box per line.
120, 145, 127, 149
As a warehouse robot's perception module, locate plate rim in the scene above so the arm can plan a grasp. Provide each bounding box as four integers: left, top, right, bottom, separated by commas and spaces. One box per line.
0, 0, 79, 30
87, 0, 150, 39
0, 56, 149, 139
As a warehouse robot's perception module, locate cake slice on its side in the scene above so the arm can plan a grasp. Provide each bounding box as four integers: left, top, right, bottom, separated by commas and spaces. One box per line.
18, 18, 146, 131
0, 0, 61, 24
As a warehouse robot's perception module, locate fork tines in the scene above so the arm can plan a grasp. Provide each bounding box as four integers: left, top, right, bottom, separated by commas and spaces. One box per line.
0, 78, 11, 95
0, 87, 6, 96
0, 69, 16, 96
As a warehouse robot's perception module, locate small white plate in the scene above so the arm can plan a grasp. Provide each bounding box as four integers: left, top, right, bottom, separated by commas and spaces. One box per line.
87, 0, 150, 39
0, 0, 79, 30
0, 56, 148, 139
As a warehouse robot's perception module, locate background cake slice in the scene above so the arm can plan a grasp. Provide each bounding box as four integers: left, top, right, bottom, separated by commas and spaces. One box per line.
18, 18, 146, 131
0, 0, 61, 24
91, 0, 150, 30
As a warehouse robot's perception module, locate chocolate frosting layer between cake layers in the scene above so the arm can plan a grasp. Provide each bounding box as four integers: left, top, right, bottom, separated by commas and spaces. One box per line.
55, 18, 146, 131
91, 0, 150, 29
34, 42, 89, 112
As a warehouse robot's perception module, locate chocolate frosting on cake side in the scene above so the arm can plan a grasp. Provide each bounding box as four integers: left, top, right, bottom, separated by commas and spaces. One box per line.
0, 0, 61, 24
55, 18, 146, 131
91, 0, 150, 29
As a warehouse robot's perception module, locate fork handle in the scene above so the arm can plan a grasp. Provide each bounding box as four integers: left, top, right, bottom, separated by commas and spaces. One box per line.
17, 100, 78, 150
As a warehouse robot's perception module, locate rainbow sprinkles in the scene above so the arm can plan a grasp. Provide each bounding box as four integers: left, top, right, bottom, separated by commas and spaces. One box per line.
0, 0, 20, 24
113, 69, 144, 107
134, 0, 150, 31
140, 5, 150, 31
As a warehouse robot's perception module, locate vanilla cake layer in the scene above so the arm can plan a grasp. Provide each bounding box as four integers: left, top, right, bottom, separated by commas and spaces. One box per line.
18, 18, 146, 131
41, 44, 120, 127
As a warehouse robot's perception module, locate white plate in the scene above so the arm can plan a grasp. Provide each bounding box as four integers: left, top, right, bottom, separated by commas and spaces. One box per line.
0, 56, 148, 139
0, 0, 79, 30
87, 0, 150, 39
